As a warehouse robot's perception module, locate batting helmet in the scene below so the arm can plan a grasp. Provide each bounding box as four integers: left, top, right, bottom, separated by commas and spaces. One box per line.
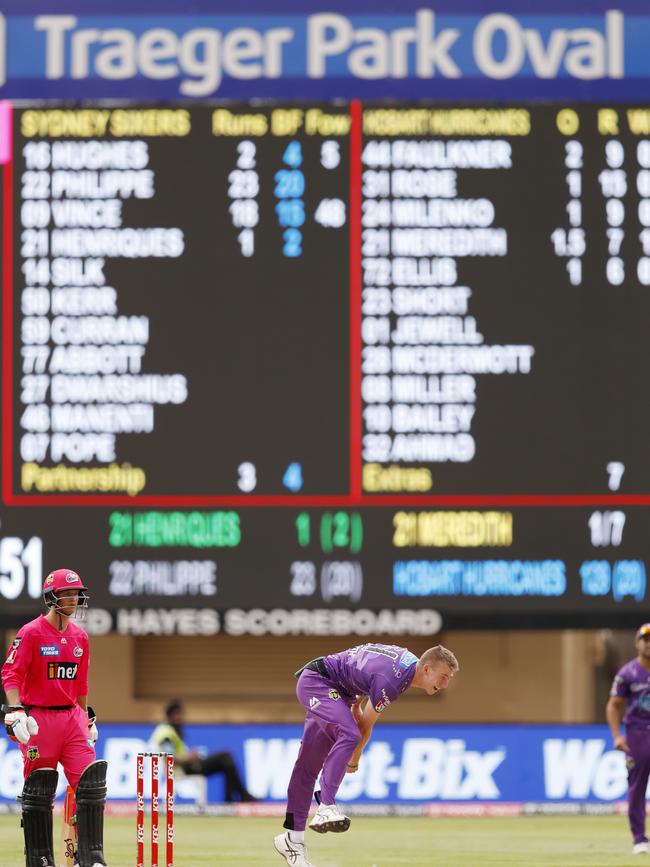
42, 568, 90, 615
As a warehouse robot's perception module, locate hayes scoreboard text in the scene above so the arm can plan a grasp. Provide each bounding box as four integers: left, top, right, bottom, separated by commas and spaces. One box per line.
1, 102, 649, 631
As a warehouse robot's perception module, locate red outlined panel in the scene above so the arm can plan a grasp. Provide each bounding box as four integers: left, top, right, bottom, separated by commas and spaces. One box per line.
4, 100, 650, 508
6, 492, 650, 507
1, 101, 13, 506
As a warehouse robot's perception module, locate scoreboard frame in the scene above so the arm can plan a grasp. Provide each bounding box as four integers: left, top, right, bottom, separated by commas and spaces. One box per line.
3, 99, 650, 507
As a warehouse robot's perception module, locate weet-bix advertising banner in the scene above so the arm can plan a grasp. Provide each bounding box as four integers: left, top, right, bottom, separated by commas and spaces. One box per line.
0, 724, 635, 807
0, 1, 649, 100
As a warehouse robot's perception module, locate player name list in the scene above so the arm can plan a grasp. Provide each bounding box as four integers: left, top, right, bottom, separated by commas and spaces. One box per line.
6, 103, 650, 500
360, 105, 650, 496
9, 105, 350, 498
17, 120, 187, 498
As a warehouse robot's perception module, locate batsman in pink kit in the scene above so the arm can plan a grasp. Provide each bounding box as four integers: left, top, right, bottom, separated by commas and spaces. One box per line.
1, 568, 108, 867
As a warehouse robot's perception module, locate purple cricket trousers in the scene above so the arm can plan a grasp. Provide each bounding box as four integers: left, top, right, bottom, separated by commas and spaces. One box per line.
284, 670, 361, 831
626, 727, 650, 844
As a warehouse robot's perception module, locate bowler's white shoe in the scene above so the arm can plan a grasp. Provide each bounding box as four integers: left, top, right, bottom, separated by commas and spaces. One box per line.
274, 832, 315, 866
309, 803, 351, 833
633, 841, 649, 855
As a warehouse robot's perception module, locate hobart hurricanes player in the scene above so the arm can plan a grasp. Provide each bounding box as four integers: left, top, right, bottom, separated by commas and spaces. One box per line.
607, 622, 650, 856
1, 568, 108, 867
274, 643, 459, 867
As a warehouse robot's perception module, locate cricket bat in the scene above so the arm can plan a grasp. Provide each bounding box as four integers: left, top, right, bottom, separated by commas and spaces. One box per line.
61, 784, 77, 867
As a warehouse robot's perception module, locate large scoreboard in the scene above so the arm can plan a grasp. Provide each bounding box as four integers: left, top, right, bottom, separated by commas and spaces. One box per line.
1, 101, 649, 633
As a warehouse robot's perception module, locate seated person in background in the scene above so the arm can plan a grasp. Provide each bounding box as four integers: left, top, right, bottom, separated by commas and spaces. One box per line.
151, 699, 256, 803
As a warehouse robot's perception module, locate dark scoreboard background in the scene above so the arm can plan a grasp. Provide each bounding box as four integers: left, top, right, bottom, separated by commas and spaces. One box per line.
1, 101, 649, 632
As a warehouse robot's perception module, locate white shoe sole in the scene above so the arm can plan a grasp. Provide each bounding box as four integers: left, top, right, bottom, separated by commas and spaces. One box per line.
309, 815, 351, 833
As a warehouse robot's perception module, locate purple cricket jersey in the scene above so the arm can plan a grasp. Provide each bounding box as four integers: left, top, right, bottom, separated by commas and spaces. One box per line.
610, 659, 650, 727
323, 643, 418, 713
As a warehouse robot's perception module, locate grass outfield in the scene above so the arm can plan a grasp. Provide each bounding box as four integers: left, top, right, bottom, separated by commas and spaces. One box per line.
0, 814, 646, 866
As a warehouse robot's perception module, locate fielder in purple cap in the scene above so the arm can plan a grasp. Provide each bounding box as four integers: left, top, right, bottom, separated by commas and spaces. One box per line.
607, 623, 650, 856
274, 643, 459, 867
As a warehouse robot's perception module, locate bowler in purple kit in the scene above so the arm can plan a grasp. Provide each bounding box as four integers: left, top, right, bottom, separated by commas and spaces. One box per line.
274, 642, 459, 867
607, 623, 650, 856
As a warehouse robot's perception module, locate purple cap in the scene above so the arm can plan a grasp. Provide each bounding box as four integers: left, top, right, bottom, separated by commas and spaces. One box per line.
636, 623, 650, 640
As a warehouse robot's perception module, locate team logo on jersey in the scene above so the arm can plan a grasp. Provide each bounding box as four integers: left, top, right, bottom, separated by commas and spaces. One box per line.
40, 645, 60, 656
328, 689, 340, 700
74, 646, 83, 657
5, 637, 21, 664
47, 661, 79, 680
27, 746, 40, 761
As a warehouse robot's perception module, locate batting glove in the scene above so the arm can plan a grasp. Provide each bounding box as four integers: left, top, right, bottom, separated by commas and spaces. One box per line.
87, 706, 98, 745
2, 705, 38, 744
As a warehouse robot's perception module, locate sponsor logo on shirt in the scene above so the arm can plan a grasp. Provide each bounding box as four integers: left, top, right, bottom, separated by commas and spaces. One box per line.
630, 683, 649, 692
399, 650, 419, 669
374, 688, 391, 713
47, 661, 79, 680
309, 697, 321, 709
26, 746, 40, 761
366, 645, 399, 660
40, 645, 60, 656
328, 689, 340, 701
74, 646, 83, 658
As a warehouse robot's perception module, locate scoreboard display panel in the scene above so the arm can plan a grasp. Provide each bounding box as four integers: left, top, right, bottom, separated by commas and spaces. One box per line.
1, 101, 649, 633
